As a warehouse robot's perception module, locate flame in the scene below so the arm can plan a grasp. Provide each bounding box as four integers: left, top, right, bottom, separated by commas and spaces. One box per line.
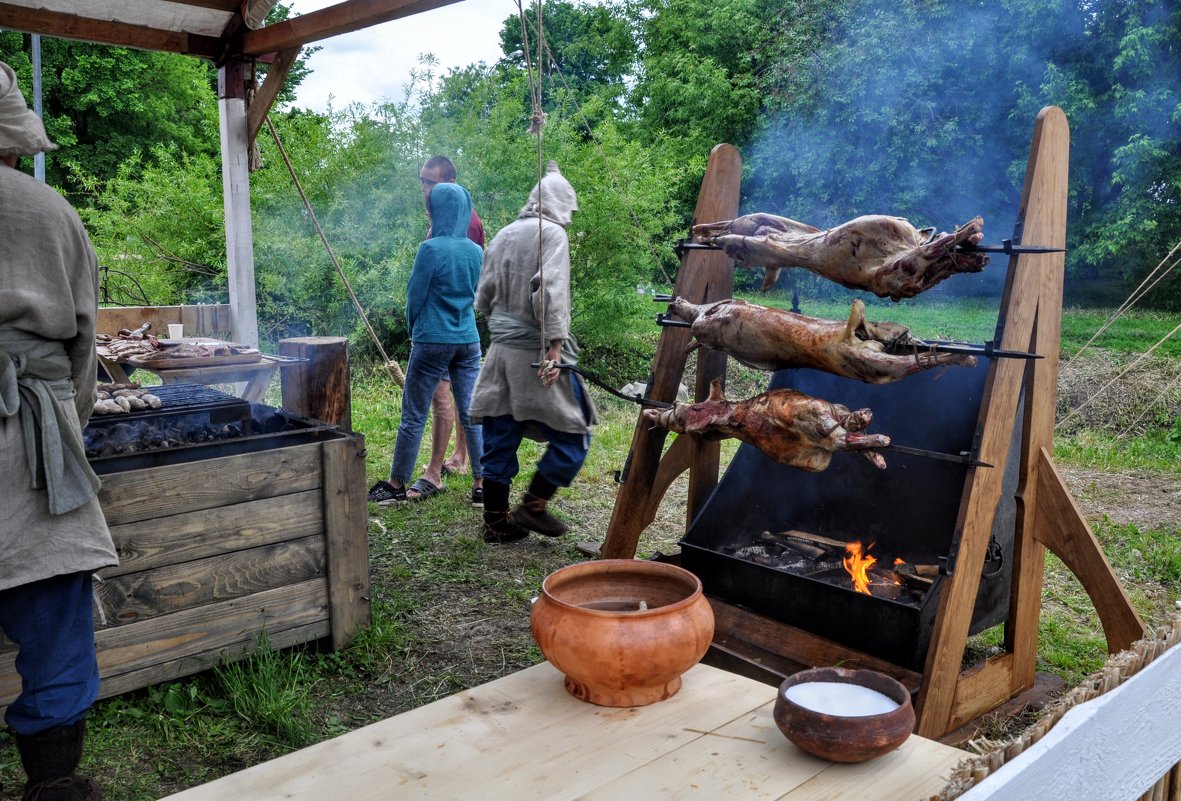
843, 541, 877, 595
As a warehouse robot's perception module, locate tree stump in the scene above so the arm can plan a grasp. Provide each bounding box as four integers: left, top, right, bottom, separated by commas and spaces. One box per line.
279, 336, 351, 430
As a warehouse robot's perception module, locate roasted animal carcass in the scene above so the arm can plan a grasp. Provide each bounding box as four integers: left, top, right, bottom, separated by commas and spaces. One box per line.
670, 297, 976, 383
691, 214, 988, 300
643, 378, 890, 471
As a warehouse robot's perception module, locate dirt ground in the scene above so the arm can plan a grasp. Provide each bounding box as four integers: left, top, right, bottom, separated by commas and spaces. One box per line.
1058, 465, 1181, 532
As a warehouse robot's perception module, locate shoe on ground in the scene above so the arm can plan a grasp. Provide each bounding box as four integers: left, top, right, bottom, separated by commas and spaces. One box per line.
367, 480, 406, 505
482, 511, 529, 544
470, 487, 485, 508
511, 497, 568, 537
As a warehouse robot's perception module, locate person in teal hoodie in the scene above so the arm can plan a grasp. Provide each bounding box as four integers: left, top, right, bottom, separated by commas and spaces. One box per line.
368, 181, 484, 505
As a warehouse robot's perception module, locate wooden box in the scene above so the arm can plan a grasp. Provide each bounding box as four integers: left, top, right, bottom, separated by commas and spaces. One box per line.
0, 430, 369, 709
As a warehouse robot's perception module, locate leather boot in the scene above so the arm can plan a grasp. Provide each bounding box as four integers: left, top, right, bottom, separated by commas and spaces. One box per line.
481, 480, 528, 544
510, 474, 568, 537
16, 720, 101, 801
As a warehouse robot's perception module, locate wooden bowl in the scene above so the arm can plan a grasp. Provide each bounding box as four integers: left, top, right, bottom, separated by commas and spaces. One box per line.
531, 559, 714, 707
773, 667, 915, 762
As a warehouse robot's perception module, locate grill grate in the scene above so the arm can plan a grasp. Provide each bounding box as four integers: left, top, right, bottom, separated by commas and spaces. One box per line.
89, 383, 251, 427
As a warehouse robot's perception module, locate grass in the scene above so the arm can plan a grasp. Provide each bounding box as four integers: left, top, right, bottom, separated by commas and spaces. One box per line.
2, 304, 1179, 800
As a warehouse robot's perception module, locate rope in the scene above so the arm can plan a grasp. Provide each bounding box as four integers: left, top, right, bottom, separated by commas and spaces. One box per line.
1056, 317, 1181, 430
517, 0, 559, 386
264, 116, 406, 386
1117, 363, 1181, 439
520, 15, 676, 287
1064, 238, 1181, 369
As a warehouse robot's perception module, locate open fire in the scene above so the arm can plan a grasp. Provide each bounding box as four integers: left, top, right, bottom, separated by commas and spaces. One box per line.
720, 530, 930, 606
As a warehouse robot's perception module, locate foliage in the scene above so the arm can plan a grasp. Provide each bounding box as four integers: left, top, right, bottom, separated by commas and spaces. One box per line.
213, 635, 318, 749
0, 33, 219, 197
745, 0, 1181, 307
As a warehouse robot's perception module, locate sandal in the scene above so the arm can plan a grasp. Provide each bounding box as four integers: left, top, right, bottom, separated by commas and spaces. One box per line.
406, 477, 444, 502
367, 480, 407, 506
470, 487, 485, 508
442, 462, 467, 477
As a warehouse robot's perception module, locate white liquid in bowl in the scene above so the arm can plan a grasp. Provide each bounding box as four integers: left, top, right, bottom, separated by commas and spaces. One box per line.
784, 681, 900, 717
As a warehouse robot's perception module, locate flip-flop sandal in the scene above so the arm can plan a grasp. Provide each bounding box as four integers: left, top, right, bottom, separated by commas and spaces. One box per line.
406, 477, 444, 502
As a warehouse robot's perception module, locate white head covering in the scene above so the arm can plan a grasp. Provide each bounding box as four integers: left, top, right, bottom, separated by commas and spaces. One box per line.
0, 61, 57, 157
521, 160, 578, 228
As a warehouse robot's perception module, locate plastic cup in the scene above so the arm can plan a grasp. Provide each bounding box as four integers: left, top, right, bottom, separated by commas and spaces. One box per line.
167, 324, 184, 339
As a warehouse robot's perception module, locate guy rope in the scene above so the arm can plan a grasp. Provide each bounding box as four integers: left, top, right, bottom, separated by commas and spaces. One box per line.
265, 116, 406, 387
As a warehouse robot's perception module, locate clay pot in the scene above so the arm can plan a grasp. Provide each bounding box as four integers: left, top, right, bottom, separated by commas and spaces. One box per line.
773, 666, 915, 762
531, 559, 715, 707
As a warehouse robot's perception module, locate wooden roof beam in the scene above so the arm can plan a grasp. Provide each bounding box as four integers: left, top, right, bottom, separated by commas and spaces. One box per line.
239, 0, 461, 56
0, 3, 221, 58
246, 46, 299, 146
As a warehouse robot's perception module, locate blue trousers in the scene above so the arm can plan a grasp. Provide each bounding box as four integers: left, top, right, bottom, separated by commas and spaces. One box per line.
0, 572, 99, 735
390, 341, 484, 484
481, 414, 591, 488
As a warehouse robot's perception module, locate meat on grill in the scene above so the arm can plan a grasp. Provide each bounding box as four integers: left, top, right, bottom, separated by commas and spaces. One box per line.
670, 297, 977, 383
643, 377, 890, 472
691, 214, 988, 300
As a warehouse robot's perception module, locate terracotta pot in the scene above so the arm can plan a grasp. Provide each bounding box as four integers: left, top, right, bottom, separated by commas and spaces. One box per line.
531, 559, 715, 707
773, 666, 915, 762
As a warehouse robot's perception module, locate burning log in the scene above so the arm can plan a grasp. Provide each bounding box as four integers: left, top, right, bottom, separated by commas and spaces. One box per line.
891, 562, 939, 592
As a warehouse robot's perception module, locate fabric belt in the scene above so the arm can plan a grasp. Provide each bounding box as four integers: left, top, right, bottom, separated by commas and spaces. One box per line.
0, 329, 100, 515
486, 310, 580, 364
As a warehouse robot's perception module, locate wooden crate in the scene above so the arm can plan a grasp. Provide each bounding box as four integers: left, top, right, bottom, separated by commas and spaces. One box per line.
0, 431, 370, 708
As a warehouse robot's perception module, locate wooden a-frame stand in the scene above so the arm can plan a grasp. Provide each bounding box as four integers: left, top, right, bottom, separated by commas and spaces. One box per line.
600, 108, 1146, 738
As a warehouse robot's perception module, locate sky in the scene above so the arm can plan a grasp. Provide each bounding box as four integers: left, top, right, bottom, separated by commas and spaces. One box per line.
284, 0, 519, 112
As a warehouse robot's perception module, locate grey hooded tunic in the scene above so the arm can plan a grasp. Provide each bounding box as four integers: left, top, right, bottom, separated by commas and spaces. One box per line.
1, 164, 118, 591
469, 163, 598, 435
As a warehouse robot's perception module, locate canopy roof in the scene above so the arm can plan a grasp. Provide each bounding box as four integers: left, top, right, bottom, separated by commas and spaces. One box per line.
0, 0, 461, 60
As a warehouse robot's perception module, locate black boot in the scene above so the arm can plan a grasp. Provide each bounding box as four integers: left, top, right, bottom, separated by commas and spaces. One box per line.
16, 720, 101, 801
511, 474, 568, 537
481, 480, 528, 544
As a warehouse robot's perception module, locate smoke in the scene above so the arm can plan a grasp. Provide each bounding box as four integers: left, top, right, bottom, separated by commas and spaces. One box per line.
742, 0, 1181, 303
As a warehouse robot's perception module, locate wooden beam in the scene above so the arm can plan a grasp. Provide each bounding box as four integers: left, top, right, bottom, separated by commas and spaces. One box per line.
219, 58, 261, 348
239, 0, 462, 55
599, 143, 741, 560
1033, 449, 1145, 652
0, 4, 220, 58
247, 46, 299, 146
916, 107, 1070, 739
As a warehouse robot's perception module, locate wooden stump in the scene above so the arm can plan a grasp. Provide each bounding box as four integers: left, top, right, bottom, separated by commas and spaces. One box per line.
279, 336, 351, 430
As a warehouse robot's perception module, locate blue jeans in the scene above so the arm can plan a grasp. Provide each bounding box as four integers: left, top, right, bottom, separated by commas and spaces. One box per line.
0, 572, 99, 735
390, 341, 483, 484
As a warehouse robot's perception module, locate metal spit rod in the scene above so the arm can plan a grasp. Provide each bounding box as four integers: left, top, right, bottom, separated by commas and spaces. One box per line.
675, 239, 1064, 257
652, 306, 1039, 360
542, 361, 992, 467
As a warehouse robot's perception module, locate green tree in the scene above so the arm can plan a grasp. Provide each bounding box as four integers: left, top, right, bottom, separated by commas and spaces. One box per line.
745, 0, 1181, 307
0, 33, 219, 194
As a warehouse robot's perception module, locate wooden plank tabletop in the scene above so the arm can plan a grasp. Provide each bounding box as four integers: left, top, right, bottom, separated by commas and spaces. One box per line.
161, 662, 966, 801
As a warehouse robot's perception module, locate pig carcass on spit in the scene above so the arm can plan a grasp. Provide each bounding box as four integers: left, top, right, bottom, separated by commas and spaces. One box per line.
669, 297, 977, 383
691, 213, 988, 300
643, 378, 890, 472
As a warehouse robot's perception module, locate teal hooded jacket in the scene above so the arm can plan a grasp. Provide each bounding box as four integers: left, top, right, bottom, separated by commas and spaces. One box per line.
405, 182, 483, 344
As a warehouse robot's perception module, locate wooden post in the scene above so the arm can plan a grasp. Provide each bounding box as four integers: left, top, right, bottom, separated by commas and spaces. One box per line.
219, 57, 261, 349
600, 144, 741, 559
915, 106, 1145, 738
279, 336, 352, 430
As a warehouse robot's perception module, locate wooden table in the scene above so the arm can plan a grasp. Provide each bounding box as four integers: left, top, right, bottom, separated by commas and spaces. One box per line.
161, 662, 965, 801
